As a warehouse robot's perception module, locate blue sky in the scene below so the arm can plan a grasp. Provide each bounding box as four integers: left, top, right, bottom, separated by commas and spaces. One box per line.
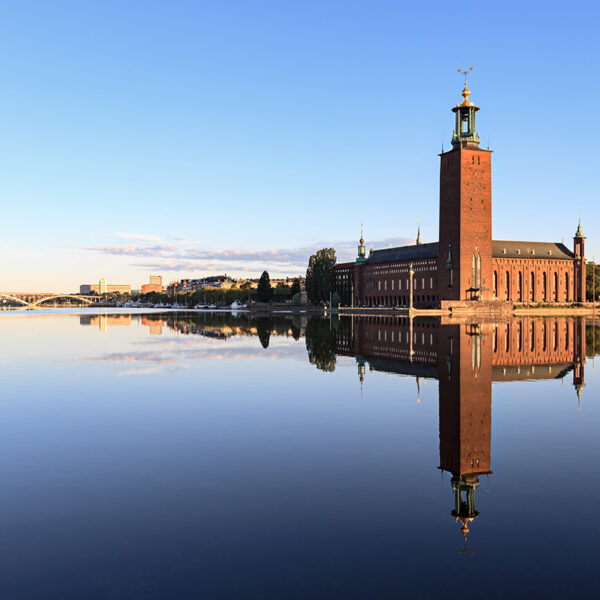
1, 0, 598, 291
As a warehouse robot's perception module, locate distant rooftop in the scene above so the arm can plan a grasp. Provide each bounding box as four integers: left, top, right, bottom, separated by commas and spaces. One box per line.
366, 242, 439, 264
351, 239, 574, 265
492, 241, 574, 260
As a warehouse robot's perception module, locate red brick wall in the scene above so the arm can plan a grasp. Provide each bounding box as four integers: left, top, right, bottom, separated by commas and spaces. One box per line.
438, 323, 492, 476
438, 148, 493, 301
355, 258, 439, 308
492, 258, 575, 303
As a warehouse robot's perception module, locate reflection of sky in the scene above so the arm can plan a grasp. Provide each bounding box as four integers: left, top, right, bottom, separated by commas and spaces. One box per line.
0, 313, 598, 598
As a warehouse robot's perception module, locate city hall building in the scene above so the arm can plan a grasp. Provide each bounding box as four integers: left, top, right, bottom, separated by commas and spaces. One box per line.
335, 81, 586, 309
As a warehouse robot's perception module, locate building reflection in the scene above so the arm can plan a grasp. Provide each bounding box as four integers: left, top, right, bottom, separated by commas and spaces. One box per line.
79, 314, 132, 331
335, 316, 587, 544
77, 310, 592, 543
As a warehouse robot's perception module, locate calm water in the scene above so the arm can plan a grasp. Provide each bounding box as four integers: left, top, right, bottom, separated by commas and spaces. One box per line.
0, 310, 599, 599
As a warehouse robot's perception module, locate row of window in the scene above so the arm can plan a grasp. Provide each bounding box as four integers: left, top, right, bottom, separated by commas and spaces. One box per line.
367, 330, 437, 346
367, 276, 436, 292
492, 322, 574, 353
362, 295, 439, 307
492, 270, 571, 302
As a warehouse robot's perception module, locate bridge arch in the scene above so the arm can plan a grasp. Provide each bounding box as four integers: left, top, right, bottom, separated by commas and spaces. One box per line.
0, 293, 29, 306
1, 293, 97, 307
32, 295, 94, 306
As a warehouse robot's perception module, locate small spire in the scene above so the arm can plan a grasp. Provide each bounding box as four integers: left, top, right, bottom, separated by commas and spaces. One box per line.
416, 221, 422, 245
357, 224, 366, 263
457, 67, 475, 107
575, 383, 583, 411
458, 517, 472, 543
575, 218, 585, 239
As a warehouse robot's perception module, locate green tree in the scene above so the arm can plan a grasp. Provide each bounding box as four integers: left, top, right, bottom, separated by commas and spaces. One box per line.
306, 248, 336, 304
290, 278, 301, 298
256, 317, 271, 348
257, 271, 273, 302
586, 261, 600, 302
305, 316, 337, 372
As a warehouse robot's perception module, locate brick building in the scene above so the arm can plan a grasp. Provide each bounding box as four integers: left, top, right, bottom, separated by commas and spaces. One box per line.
141, 275, 163, 295
335, 80, 586, 308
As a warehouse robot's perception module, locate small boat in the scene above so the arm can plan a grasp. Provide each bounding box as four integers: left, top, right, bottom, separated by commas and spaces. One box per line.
230, 300, 247, 309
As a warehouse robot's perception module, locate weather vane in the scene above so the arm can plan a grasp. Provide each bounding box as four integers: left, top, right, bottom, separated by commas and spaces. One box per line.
457, 67, 475, 83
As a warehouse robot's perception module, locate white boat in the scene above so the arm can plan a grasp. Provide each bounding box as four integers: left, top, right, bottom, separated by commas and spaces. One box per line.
230, 300, 247, 309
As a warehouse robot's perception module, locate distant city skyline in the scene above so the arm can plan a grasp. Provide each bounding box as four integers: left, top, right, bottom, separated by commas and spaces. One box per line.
1, 1, 598, 292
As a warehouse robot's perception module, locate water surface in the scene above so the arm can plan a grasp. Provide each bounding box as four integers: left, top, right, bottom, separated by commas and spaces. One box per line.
0, 311, 598, 599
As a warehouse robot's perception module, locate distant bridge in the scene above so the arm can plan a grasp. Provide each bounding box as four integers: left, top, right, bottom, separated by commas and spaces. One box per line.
0, 292, 100, 308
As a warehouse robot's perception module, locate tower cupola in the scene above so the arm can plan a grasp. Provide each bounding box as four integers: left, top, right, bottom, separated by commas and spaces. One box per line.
356, 227, 367, 265
451, 69, 480, 149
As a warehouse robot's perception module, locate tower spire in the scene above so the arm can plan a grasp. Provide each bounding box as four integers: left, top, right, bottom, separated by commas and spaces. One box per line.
416, 221, 422, 245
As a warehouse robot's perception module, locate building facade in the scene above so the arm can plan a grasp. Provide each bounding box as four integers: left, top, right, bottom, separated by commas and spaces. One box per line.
335, 81, 586, 308
141, 275, 163, 295
80, 281, 132, 295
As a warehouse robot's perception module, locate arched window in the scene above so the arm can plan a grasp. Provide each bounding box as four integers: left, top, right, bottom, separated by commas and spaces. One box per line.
518, 272, 523, 302
553, 272, 558, 302
542, 272, 547, 302
542, 322, 547, 351
530, 271, 535, 301
505, 271, 510, 300
493, 271, 498, 298
565, 272, 569, 302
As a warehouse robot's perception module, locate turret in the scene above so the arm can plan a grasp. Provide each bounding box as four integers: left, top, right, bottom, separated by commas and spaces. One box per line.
573, 219, 586, 302
356, 231, 366, 265
451, 73, 480, 149
451, 475, 480, 543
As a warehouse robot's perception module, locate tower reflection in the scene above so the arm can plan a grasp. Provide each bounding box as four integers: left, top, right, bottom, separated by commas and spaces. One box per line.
335, 316, 586, 543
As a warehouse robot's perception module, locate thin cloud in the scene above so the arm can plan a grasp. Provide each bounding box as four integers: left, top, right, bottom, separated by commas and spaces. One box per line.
78, 244, 178, 257
115, 232, 166, 243
70, 236, 413, 276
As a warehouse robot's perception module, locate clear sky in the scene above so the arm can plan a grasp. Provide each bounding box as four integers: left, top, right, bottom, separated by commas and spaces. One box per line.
1, 0, 598, 292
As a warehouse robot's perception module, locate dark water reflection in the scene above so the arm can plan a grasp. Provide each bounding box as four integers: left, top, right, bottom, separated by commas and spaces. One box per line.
1, 311, 599, 599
